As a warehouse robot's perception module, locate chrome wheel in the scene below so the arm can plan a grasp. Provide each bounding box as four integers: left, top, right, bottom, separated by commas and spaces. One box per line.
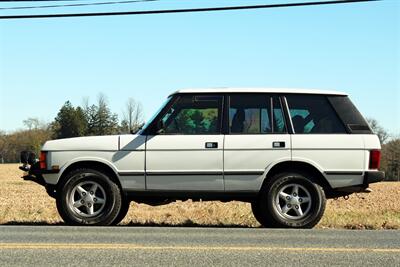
69, 181, 106, 218
274, 183, 312, 220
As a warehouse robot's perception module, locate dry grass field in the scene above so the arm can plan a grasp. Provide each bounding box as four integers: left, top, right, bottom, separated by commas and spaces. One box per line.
0, 164, 399, 229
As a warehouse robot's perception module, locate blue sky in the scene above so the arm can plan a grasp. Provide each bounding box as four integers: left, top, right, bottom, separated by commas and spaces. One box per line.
0, 0, 399, 134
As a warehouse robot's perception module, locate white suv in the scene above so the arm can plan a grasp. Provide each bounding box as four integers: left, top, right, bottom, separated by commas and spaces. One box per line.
20, 88, 384, 228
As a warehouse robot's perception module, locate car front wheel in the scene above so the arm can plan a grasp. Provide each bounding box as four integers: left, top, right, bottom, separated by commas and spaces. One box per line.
56, 168, 122, 226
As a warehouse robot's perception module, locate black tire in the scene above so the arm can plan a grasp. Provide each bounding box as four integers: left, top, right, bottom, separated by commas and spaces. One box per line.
112, 198, 130, 225
251, 201, 269, 227
56, 168, 122, 226
257, 172, 326, 229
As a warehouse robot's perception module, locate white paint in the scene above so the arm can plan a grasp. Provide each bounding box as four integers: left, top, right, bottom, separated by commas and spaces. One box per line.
145, 135, 224, 190
42, 136, 119, 151
40, 90, 382, 193
224, 134, 291, 191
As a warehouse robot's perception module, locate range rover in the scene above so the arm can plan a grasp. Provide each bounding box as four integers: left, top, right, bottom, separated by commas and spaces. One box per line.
20, 88, 384, 228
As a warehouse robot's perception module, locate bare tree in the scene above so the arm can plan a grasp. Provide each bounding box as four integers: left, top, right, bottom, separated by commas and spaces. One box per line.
23, 117, 41, 130
122, 97, 144, 133
381, 136, 400, 181
366, 118, 390, 144
81, 96, 90, 115
0, 130, 5, 163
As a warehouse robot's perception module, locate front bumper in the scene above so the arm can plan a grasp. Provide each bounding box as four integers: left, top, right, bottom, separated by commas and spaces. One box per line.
20, 161, 59, 186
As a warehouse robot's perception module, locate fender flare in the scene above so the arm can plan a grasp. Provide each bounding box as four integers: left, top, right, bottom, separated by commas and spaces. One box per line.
261, 158, 330, 190
57, 157, 120, 184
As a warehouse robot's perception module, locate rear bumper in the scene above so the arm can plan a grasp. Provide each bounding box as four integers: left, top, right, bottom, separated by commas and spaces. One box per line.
364, 171, 385, 185
327, 171, 385, 197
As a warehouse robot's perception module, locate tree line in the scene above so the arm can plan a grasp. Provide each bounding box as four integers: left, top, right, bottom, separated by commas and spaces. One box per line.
0, 101, 399, 181
0, 93, 143, 163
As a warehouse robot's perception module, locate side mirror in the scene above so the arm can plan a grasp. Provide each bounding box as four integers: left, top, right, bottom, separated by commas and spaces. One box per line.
130, 123, 145, 134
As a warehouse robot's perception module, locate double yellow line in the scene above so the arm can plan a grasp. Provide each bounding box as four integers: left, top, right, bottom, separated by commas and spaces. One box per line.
0, 243, 399, 253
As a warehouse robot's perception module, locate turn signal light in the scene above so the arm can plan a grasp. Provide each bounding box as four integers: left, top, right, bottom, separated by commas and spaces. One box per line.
369, 150, 381, 170
39, 151, 47, 170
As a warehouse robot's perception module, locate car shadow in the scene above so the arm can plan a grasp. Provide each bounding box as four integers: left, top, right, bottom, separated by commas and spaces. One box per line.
2, 221, 65, 226
1, 220, 256, 228
122, 220, 256, 228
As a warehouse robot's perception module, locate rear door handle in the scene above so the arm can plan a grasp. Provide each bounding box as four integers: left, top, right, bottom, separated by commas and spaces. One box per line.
205, 142, 218, 149
273, 141, 285, 148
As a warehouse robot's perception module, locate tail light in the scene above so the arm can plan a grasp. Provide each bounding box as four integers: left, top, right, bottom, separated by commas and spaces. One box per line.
369, 150, 381, 170
39, 151, 47, 170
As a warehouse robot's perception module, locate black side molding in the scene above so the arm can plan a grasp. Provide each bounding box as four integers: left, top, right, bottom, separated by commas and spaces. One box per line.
125, 190, 258, 202
325, 171, 363, 176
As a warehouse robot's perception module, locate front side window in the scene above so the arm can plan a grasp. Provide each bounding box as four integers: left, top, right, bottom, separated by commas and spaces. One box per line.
158, 95, 222, 134
228, 94, 287, 134
286, 95, 346, 134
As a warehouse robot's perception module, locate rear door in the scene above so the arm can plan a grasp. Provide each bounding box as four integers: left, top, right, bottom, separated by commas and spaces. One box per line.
145, 94, 224, 191
223, 94, 291, 191
285, 94, 365, 188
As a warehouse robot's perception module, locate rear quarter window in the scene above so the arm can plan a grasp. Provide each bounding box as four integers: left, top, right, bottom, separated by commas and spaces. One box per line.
327, 96, 372, 134
286, 95, 347, 134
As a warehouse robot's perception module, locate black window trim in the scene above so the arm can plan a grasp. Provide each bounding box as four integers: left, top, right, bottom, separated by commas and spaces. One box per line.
281, 96, 294, 134
222, 93, 230, 135
275, 96, 289, 134
141, 94, 178, 135
270, 97, 274, 133
143, 92, 353, 136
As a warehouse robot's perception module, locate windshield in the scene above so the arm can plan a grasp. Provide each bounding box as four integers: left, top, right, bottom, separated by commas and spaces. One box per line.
138, 96, 172, 134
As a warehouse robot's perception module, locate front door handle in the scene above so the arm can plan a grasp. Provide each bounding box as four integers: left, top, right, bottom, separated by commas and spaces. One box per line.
273, 141, 285, 148
205, 142, 218, 149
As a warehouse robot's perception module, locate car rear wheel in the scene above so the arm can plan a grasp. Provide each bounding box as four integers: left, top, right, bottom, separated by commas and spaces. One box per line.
56, 168, 122, 226
255, 172, 326, 228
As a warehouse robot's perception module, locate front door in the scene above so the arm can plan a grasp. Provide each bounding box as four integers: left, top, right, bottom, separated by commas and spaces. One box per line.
145, 94, 224, 191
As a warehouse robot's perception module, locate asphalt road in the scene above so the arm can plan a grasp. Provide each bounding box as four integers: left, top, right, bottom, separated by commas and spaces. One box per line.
0, 226, 399, 266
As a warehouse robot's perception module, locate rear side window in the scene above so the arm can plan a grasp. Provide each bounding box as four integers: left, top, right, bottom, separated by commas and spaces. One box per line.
228, 94, 286, 134
327, 96, 372, 134
286, 95, 346, 134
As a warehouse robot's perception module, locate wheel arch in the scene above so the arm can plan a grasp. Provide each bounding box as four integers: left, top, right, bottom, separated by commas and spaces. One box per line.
262, 160, 333, 193
57, 159, 122, 191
